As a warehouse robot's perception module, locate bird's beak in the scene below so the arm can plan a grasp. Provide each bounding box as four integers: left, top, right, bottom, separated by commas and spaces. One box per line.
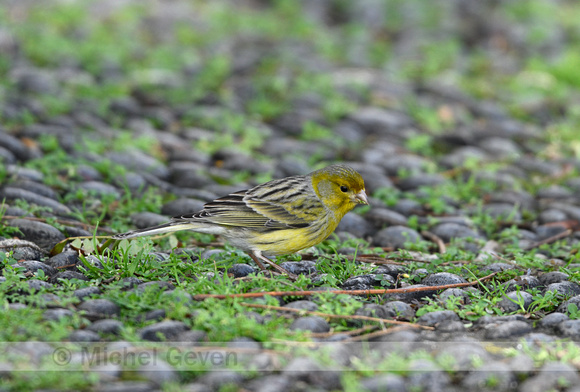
355, 189, 369, 205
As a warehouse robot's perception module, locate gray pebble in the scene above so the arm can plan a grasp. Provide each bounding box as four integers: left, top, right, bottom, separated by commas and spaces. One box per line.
68, 330, 101, 342
138, 359, 179, 386
484, 320, 532, 339
289, 316, 330, 333
538, 312, 569, 328
365, 207, 408, 228
140, 320, 189, 341
372, 226, 421, 249
0, 188, 70, 216
397, 173, 446, 191
504, 275, 540, 292
128, 212, 168, 230
544, 281, 580, 298
430, 222, 484, 243
0, 239, 45, 261
87, 319, 124, 336
342, 274, 393, 290
462, 361, 516, 391
226, 263, 256, 278
10, 219, 66, 250
422, 272, 467, 286
45, 251, 81, 270
498, 291, 533, 313
161, 198, 205, 216
177, 329, 207, 343
18, 260, 57, 277
437, 342, 491, 370
78, 299, 121, 318
538, 271, 569, 285
279, 261, 316, 275
556, 320, 580, 338
518, 362, 580, 392
439, 288, 470, 304
336, 212, 374, 238
199, 370, 245, 390
73, 286, 102, 300
383, 301, 415, 320
76, 181, 121, 198
417, 310, 460, 326
50, 271, 89, 284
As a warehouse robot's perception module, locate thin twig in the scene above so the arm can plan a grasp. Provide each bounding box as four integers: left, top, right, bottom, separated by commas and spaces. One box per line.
521, 229, 573, 251
191, 272, 498, 300
240, 302, 433, 330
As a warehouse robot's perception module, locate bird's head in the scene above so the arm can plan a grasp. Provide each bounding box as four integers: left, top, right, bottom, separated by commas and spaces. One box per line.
310, 164, 368, 219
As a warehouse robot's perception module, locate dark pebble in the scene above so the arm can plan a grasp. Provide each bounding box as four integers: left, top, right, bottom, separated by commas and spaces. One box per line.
1, 239, 45, 261
87, 319, 124, 336
26, 279, 52, 291
10, 219, 66, 250
17, 260, 57, 277
128, 212, 168, 229
383, 301, 415, 320
544, 281, 580, 298
484, 320, 532, 339
397, 173, 446, 191
78, 299, 121, 318
518, 362, 580, 392
417, 310, 460, 326
503, 275, 540, 292
140, 320, 189, 341
538, 271, 569, 285
0, 189, 70, 216
556, 320, 580, 338
421, 272, 467, 286
227, 263, 256, 278
342, 274, 393, 291
462, 362, 515, 391
177, 329, 207, 343
76, 181, 121, 198
439, 288, 470, 304
45, 251, 81, 270
279, 261, 316, 275
161, 198, 205, 216
73, 287, 102, 301
336, 212, 374, 238
372, 226, 421, 249
480, 263, 516, 273
289, 316, 330, 333
139, 309, 167, 322
365, 208, 408, 228
538, 312, 569, 329
498, 291, 533, 313
430, 222, 484, 243
68, 330, 101, 342
49, 271, 90, 284
137, 360, 179, 386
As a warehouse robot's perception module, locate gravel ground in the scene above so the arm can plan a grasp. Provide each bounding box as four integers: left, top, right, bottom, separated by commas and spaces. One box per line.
2, 0, 580, 390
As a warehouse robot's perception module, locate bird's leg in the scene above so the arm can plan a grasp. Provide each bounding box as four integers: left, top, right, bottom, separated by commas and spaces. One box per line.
249, 251, 298, 281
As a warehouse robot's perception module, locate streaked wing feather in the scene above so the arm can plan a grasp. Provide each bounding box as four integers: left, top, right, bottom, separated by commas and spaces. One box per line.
175, 179, 317, 230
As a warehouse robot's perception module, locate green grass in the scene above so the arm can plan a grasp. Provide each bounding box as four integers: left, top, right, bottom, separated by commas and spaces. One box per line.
3, 0, 580, 389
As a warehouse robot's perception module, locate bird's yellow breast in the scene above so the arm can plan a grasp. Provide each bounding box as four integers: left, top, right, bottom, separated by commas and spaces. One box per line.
246, 222, 337, 256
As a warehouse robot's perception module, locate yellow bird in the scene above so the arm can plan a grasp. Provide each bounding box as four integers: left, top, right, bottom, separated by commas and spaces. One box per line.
113, 164, 368, 278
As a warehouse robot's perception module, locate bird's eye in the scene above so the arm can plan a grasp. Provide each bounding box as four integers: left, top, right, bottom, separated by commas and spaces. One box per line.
340, 185, 349, 193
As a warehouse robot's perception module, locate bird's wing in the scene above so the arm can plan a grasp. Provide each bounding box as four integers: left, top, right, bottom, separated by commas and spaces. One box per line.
175, 184, 318, 230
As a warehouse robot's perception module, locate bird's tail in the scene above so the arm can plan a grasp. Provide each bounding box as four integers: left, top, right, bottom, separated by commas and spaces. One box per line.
112, 221, 199, 240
